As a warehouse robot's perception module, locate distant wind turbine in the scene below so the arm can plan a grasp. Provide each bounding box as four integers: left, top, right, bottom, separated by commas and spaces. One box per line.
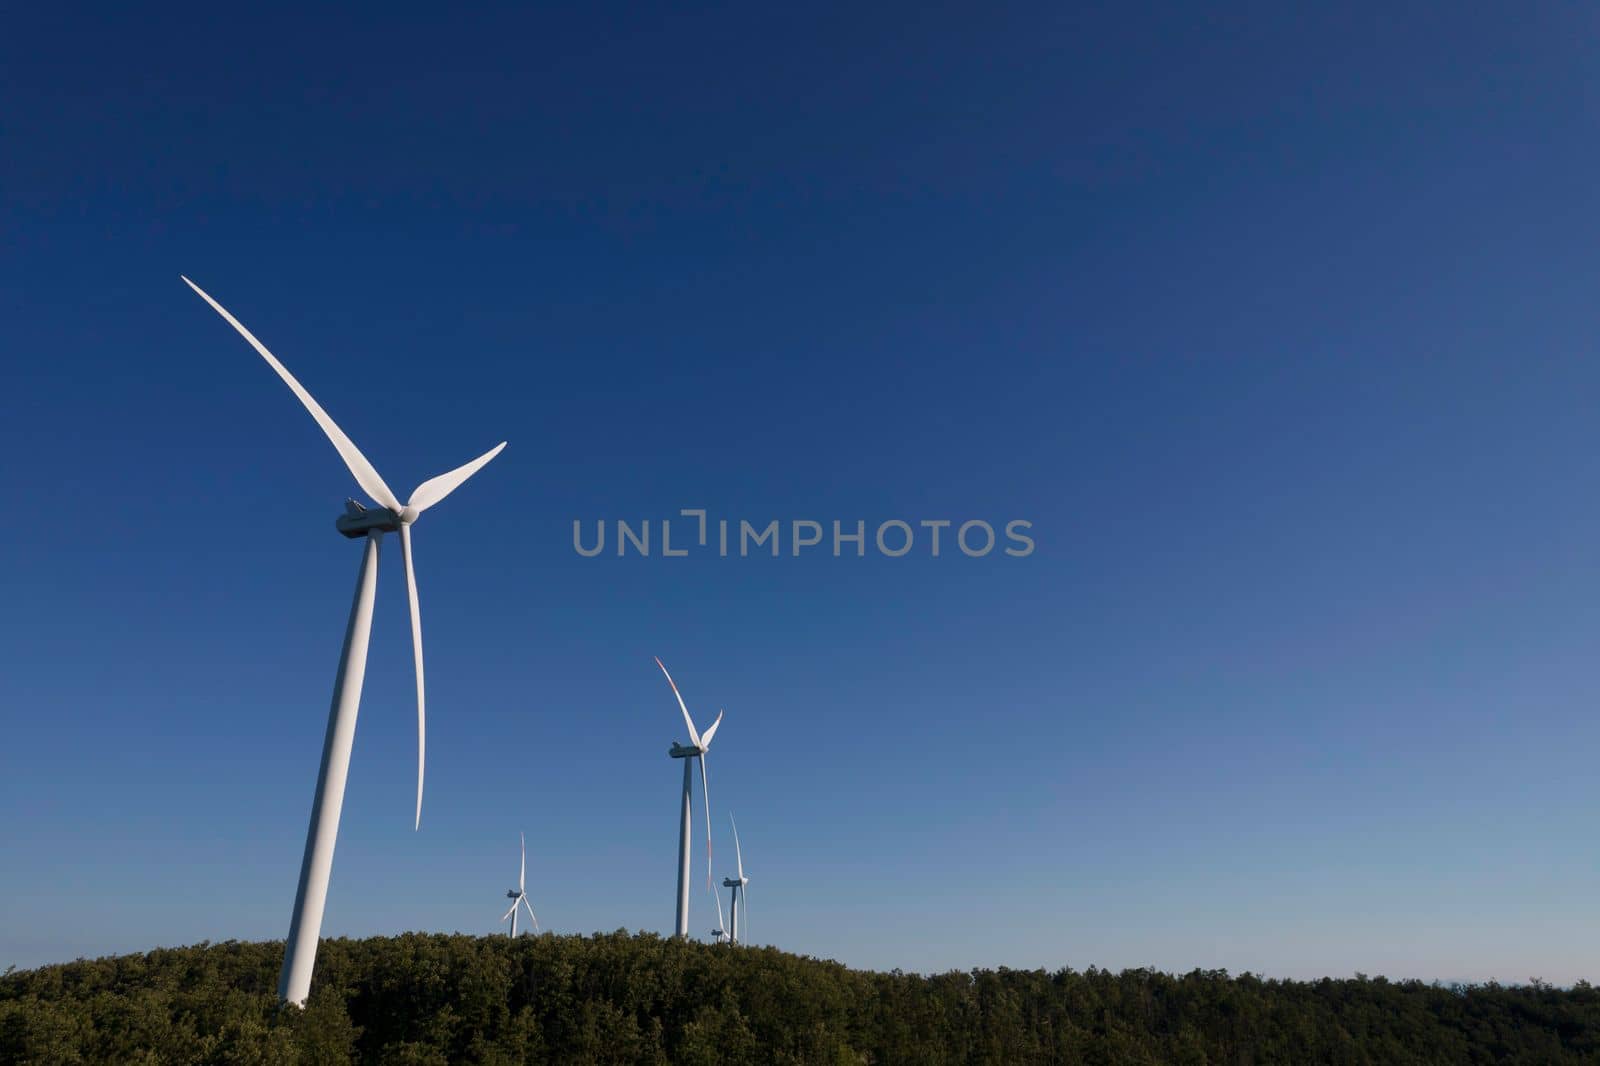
722, 814, 750, 945
655, 657, 723, 939
502, 832, 539, 937
183, 277, 506, 1007
710, 879, 728, 943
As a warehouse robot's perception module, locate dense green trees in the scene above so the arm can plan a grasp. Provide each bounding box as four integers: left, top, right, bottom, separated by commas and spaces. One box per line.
3, 933, 1596, 1063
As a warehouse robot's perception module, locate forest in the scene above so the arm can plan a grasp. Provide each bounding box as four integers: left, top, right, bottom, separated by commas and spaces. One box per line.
3, 932, 1598, 1064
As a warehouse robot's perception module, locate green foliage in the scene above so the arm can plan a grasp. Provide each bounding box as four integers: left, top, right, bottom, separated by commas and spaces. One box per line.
2, 934, 1597, 1064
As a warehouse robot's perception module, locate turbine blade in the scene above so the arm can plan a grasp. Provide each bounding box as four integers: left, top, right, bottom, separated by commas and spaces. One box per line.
655, 657, 700, 748
399, 523, 426, 830
731, 813, 744, 882
520, 832, 526, 893
407, 442, 507, 514
712, 875, 726, 936
742, 885, 748, 944
501, 900, 518, 922
181, 276, 401, 512
699, 753, 714, 890
521, 894, 539, 932
700, 709, 724, 749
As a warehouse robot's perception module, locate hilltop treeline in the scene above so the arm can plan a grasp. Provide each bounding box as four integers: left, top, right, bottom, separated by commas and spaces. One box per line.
2, 933, 1597, 1064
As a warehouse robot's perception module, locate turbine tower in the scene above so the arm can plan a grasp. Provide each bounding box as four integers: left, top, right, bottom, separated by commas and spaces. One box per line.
655, 657, 723, 939
183, 277, 506, 1006
722, 813, 750, 945
502, 832, 539, 937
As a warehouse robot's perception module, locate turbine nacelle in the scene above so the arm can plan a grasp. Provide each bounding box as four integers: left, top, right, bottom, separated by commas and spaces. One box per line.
334, 500, 454, 538
336, 500, 404, 538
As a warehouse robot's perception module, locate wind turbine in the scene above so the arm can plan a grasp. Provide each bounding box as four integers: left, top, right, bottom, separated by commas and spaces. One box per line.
655, 657, 723, 939
709, 876, 728, 943
502, 832, 539, 937
182, 277, 506, 1007
722, 814, 749, 945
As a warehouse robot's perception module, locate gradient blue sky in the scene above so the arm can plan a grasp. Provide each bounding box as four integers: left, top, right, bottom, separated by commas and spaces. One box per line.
4, 1, 1600, 983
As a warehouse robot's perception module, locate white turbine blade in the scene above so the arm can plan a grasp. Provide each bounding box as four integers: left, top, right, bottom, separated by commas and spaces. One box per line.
519, 832, 526, 893
712, 876, 726, 935
742, 885, 748, 944
399, 523, 426, 830
407, 442, 507, 515
699, 708, 724, 749
699, 753, 714, 890
655, 657, 700, 748
181, 276, 402, 512
521, 894, 539, 932
731, 813, 744, 882
501, 899, 518, 922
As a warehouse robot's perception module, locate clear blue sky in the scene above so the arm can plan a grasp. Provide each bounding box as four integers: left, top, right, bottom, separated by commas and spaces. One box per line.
3, 1, 1599, 983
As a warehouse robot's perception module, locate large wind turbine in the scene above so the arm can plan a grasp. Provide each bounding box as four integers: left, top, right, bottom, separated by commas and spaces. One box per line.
722, 814, 750, 945
183, 277, 506, 1006
656, 657, 722, 939
502, 832, 539, 937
